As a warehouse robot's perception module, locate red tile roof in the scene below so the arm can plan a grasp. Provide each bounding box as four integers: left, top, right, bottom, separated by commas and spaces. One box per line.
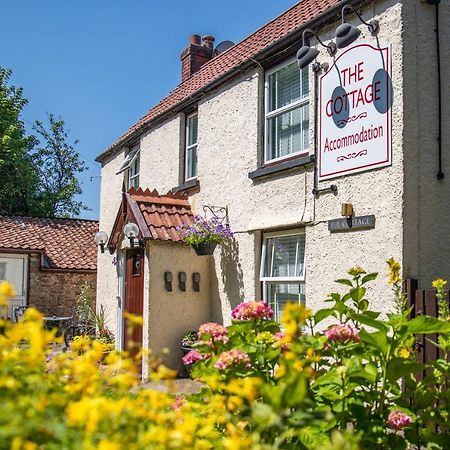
0, 216, 98, 271
97, 0, 341, 161
108, 188, 194, 250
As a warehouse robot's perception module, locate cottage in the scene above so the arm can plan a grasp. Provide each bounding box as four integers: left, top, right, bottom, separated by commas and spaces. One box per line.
0, 216, 98, 320
95, 0, 449, 372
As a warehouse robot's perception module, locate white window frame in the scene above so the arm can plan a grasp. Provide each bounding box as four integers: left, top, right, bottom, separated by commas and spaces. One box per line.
260, 229, 306, 321
185, 112, 198, 181
264, 57, 310, 164
127, 151, 140, 190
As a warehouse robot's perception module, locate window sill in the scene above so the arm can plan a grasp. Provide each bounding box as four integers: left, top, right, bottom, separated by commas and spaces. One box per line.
172, 178, 200, 193
248, 155, 313, 180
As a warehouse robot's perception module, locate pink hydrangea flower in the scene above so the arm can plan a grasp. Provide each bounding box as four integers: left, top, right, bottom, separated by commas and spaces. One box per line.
324, 324, 360, 343
198, 322, 229, 346
214, 350, 252, 370
273, 331, 289, 351
171, 395, 185, 411
182, 349, 208, 365
231, 301, 273, 321
387, 411, 413, 430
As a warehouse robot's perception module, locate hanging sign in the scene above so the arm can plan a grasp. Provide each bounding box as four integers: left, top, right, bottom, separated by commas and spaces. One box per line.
319, 43, 392, 181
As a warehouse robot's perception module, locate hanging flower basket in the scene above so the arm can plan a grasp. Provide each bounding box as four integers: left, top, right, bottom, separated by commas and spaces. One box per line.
177, 215, 233, 256
192, 242, 217, 256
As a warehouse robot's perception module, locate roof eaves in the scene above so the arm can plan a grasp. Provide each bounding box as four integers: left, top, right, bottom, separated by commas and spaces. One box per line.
96, 0, 359, 163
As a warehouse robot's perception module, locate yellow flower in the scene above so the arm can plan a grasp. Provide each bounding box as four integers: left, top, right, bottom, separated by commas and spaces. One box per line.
399, 348, 412, 359
348, 266, 366, 277
387, 258, 401, 285
98, 439, 121, 450
0, 281, 15, 305
124, 312, 143, 326
432, 278, 447, 291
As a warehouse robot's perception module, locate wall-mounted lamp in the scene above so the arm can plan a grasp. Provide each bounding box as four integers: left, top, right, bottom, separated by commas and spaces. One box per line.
94, 231, 109, 253
123, 222, 140, 247
178, 272, 187, 292
297, 28, 337, 69
335, 5, 379, 49
341, 203, 354, 217
164, 271, 173, 292
193, 272, 201, 292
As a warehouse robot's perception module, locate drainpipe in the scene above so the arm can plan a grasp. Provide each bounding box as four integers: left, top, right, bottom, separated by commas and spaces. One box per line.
427, 0, 444, 180
312, 62, 337, 196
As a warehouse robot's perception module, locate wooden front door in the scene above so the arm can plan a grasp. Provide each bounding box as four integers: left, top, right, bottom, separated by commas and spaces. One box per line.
123, 249, 144, 361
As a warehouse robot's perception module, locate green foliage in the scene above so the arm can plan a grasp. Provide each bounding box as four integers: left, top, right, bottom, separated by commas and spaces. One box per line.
0, 66, 88, 218
0, 67, 39, 216
33, 113, 88, 217
188, 265, 450, 449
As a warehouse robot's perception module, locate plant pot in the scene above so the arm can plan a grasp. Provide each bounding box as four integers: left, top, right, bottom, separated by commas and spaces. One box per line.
192, 242, 217, 256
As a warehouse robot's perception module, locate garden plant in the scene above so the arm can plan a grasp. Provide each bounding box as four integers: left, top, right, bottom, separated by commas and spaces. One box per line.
1, 260, 450, 449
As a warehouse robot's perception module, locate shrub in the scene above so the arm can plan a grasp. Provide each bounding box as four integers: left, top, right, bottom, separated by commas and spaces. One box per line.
2, 260, 450, 449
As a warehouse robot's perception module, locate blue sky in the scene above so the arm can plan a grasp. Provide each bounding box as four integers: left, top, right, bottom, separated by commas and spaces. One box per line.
1, 0, 296, 220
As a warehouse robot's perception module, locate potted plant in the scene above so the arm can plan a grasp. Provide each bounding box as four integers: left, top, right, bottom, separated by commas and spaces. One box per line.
181, 331, 198, 355
177, 215, 233, 255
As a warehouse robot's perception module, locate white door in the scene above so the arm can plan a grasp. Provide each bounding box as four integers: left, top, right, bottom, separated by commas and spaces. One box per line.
0, 253, 28, 321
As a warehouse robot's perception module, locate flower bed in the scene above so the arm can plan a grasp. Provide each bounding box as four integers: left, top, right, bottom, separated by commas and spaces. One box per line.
1, 261, 450, 449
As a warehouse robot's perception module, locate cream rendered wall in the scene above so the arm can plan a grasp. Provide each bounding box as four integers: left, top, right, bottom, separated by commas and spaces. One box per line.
97, 0, 409, 335
97, 150, 125, 336
147, 241, 211, 372
139, 116, 181, 191
402, 0, 450, 289
192, 0, 404, 318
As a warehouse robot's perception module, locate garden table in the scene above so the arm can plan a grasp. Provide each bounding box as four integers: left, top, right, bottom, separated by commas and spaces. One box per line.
43, 316, 73, 346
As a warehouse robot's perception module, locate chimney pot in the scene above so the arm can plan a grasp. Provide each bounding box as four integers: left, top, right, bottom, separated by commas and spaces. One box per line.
190, 34, 201, 45
202, 35, 215, 49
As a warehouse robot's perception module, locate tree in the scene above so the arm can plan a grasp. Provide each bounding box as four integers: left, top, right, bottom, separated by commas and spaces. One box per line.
0, 66, 89, 218
0, 68, 39, 216
33, 113, 88, 217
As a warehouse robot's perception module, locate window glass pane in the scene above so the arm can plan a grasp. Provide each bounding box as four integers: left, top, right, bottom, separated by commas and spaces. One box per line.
186, 145, 198, 179
266, 104, 308, 160
267, 283, 305, 322
264, 234, 305, 278
268, 63, 309, 112
187, 114, 198, 146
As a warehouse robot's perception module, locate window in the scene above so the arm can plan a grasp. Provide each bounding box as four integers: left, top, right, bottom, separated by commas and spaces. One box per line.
185, 113, 198, 180
260, 230, 306, 322
127, 152, 140, 189
116, 145, 140, 190
265, 60, 309, 163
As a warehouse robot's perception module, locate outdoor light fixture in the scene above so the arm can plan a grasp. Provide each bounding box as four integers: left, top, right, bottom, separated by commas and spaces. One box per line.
94, 231, 109, 253
335, 5, 379, 49
123, 222, 140, 247
297, 28, 337, 69
341, 203, 354, 217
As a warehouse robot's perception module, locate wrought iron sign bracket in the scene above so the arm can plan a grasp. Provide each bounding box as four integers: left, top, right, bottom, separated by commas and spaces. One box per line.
202, 205, 229, 224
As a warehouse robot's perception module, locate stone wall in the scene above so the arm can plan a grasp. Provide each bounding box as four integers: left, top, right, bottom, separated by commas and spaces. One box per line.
28, 253, 96, 317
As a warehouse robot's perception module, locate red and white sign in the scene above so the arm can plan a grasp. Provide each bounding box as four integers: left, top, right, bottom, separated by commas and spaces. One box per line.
319, 43, 392, 181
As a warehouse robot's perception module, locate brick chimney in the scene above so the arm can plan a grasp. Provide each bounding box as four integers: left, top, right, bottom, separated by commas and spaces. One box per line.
180, 34, 215, 82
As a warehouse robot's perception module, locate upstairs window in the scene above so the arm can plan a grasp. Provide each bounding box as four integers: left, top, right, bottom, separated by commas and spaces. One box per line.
185, 113, 198, 180
260, 230, 306, 322
265, 61, 309, 163
116, 145, 140, 190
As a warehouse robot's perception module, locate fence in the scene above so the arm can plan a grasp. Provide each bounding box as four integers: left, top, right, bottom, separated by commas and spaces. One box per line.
404, 278, 450, 379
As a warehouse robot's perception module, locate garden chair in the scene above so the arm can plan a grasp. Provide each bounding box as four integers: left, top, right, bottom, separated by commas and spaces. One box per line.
13, 306, 28, 323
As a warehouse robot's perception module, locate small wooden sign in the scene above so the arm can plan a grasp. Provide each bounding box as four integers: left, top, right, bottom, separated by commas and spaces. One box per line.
328, 215, 375, 232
